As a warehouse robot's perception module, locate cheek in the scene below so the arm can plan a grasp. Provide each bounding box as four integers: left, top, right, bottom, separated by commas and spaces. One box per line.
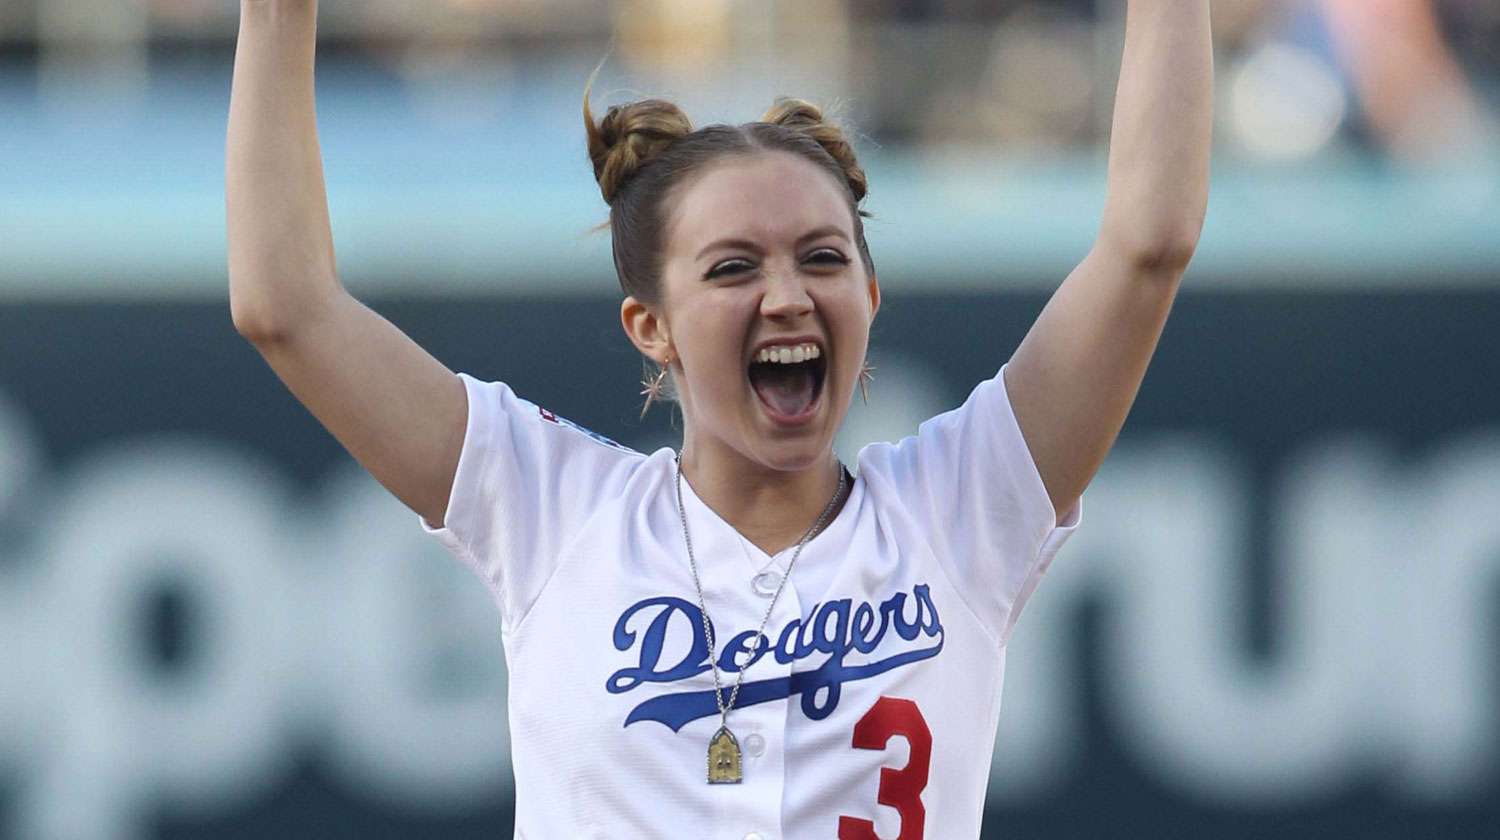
819, 290, 873, 341
677, 305, 750, 392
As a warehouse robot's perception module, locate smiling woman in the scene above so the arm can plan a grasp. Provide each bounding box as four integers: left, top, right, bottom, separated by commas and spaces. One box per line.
225, 0, 1209, 837
582, 92, 885, 551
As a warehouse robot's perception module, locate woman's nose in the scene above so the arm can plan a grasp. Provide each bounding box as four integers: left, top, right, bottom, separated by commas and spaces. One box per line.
760, 270, 814, 318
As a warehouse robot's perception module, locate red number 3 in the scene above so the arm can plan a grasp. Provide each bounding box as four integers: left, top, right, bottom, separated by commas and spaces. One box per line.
837, 696, 932, 840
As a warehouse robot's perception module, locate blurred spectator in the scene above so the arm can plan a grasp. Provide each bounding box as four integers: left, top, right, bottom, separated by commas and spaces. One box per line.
1315, 0, 1498, 164
866, 0, 1098, 23
850, 1, 1100, 147
1212, 0, 1498, 164
4, 0, 1498, 163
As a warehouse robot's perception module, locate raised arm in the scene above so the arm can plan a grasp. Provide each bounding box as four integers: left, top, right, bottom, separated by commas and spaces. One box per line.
227, 0, 465, 524
1004, 0, 1213, 519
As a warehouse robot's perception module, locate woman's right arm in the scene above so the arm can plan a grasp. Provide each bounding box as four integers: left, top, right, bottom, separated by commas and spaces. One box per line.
227, 0, 466, 526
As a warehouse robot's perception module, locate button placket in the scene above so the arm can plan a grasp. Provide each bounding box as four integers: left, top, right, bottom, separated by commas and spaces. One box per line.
725, 580, 795, 837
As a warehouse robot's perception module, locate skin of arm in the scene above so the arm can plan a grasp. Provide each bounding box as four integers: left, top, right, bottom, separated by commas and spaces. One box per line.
1004, 0, 1214, 521
226, 0, 466, 525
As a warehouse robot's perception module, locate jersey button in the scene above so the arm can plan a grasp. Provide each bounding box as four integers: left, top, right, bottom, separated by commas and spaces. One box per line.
751, 570, 782, 597
744, 733, 766, 757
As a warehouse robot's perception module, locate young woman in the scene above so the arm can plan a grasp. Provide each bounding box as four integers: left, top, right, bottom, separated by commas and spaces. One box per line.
226, 1, 1211, 837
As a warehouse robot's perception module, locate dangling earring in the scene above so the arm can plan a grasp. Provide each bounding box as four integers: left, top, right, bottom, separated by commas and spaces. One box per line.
640, 355, 671, 419
858, 357, 876, 405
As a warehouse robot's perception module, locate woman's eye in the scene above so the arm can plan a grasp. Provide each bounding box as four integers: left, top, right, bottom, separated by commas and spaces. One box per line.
805, 249, 850, 266
706, 259, 754, 279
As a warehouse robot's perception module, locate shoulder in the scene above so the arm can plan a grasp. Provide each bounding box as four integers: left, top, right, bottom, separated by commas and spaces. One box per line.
850, 440, 919, 509
532, 402, 642, 458
460, 374, 645, 459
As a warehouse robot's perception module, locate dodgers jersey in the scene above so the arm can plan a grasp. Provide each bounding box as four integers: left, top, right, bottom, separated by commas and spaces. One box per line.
420, 363, 1080, 840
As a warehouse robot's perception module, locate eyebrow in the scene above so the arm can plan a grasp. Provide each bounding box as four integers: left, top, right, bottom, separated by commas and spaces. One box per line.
695, 225, 852, 262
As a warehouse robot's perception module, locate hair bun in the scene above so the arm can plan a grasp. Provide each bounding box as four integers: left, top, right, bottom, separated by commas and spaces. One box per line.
584, 92, 693, 206
760, 97, 867, 203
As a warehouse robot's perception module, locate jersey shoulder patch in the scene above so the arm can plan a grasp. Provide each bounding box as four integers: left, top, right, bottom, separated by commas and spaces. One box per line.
535, 404, 637, 454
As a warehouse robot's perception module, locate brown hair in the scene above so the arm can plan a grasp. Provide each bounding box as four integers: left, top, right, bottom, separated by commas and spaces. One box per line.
584, 90, 874, 305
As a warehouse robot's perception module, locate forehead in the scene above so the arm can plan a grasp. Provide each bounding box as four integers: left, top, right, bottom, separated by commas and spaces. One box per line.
665, 152, 855, 255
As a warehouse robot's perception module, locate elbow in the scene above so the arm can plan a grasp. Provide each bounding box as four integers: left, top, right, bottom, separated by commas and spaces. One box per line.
230, 295, 287, 345
229, 273, 340, 345
1100, 225, 1203, 278
1099, 194, 1207, 277
231, 291, 320, 347
1131, 238, 1199, 277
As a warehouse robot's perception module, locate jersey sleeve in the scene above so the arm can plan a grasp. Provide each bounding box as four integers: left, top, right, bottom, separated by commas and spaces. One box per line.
859, 362, 1081, 646
418, 373, 641, 631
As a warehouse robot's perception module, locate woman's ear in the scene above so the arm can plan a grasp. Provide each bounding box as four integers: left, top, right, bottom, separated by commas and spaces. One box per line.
867, 274, 881, 324
621, 295, 672, 362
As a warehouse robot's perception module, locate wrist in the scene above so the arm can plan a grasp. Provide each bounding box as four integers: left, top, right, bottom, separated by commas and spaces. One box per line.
240, 0, 317, 25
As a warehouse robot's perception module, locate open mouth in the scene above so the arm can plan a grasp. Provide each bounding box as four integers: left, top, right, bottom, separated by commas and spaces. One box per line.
747, 345, 827, 423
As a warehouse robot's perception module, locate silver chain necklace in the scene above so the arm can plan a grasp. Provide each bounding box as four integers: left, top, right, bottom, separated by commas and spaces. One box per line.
674, 453, 847, 784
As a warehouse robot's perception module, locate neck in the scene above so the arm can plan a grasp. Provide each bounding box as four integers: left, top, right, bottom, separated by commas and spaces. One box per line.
678, 435, 845, 556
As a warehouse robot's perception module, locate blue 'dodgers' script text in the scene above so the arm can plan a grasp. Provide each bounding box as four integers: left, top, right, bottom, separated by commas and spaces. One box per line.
606, 585, 944, 730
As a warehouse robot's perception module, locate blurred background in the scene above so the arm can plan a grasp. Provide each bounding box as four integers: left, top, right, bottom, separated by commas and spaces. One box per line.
2, 0, 1499, 838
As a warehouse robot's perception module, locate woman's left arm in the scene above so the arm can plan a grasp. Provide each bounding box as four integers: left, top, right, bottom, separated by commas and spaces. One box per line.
1005, 0, 1213, 520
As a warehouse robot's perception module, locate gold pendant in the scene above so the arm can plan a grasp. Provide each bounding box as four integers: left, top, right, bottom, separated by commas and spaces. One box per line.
707, 726, 742, 784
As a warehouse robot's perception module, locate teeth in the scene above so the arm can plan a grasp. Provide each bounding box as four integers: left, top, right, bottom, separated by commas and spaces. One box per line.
754, 342, 823, 365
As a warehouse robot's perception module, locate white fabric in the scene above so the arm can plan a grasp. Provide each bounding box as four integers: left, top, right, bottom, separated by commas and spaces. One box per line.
421, 363, 1080, 840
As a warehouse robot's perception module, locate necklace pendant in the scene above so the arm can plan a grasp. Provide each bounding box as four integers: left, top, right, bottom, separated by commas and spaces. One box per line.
707, 726, 742, 784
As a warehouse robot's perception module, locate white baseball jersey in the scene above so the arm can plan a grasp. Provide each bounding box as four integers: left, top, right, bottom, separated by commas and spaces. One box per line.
420, 362, 1080, 840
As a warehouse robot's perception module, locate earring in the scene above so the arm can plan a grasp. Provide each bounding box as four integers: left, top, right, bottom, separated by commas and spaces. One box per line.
858, 357, 876, 405
640, 355, 671, 419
